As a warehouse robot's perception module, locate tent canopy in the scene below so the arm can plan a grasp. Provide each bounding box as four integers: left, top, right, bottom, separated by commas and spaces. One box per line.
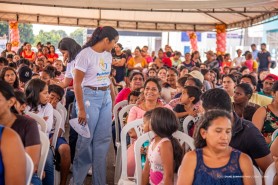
0, 0, 277, 31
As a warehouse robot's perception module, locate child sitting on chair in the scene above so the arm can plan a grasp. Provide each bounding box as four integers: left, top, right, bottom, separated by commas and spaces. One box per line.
127, 110, 152, 177
142, 107, 183, 185
48, 84, 71, 185
173, 86, 202, 133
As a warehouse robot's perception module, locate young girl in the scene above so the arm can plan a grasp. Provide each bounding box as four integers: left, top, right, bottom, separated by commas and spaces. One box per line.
148, 68, 157, 78
14, 90, 27, 115
73, 26, 119, 185
40, 65, 60, 85
110, 68, 123, 94
25, 78, 54, 135
0, 66, 20, 90
25, 78, 54, 185
53, 59, 65, 81
177, 110, 255, 185
142, 107, 183, 185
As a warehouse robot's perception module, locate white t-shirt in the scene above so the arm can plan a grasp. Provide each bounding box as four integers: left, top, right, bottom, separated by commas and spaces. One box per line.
26, 103, 54, 135
232, 57, 245, 67
74, 47, 112, 87
65, 60, 75, 79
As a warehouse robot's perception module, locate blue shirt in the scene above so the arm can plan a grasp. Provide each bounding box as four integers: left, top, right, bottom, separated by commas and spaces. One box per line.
252, 50, 259, 60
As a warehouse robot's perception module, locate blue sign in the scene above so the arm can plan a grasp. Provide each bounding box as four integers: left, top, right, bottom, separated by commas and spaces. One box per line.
181, 32, 202, 42
184, 46, 191, 54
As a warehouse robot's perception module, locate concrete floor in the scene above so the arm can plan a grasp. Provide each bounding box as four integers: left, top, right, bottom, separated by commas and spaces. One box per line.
64, 125, 116, 185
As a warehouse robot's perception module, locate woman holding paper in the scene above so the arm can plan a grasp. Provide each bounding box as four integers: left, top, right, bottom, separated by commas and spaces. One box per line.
72, 26, 119, 185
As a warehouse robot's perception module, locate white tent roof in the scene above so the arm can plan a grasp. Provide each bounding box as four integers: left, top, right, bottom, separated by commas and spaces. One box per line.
0, 0, 277, 31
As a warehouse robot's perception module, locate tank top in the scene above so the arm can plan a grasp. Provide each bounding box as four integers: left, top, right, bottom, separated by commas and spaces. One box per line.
262, 106, 278, 137
0, 126, 5, 185
23, 50, 34, 60
193, 148, 243, 185
148, 138, 170, 185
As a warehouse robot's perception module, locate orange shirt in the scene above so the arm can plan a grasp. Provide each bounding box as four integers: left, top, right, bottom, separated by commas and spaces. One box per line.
222, 61, 232, 67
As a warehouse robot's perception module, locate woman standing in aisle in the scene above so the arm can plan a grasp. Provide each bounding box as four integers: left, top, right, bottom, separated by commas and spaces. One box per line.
72, 26, 119, 185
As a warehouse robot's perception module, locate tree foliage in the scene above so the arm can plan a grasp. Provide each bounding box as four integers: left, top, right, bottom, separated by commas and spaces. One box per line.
0, 21, 35, 44
70, 28, 84, 46
34, 30, 68, 48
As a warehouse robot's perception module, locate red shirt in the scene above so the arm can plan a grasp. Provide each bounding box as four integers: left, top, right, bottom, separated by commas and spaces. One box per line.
47, 53, 59, 63
115, 88, 131, 104
162, 57, 172, 68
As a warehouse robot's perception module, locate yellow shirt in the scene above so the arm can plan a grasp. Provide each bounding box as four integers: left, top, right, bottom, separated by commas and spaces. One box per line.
249, 93, 272, 106
253, 60, 258, 69
127, 57, 147, 68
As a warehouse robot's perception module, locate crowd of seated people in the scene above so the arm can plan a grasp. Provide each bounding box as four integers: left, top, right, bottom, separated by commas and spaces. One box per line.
0, 36, 277, 185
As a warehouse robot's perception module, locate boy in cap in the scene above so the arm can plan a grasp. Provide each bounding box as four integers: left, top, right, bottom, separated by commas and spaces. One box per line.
18, 65, 32, 90
258, 74, 278, 98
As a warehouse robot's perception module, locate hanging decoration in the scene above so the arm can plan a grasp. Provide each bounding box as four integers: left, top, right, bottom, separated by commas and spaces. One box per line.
187, 31, 198, 52
216, 24, 226, 56
9, 21, 20, 51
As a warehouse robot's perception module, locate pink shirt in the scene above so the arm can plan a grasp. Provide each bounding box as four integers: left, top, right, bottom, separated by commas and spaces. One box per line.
245, 60, 253, 71
115, 88, 131, 104
127, 104, 173, 123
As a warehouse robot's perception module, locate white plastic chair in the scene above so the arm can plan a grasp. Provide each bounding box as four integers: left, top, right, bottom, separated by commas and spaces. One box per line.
26, 111, 47, 133
52, 110, 63, 185
118, 119, 144, 185
57, 102, 67, 123
113, 100, 128, 146
264, 162, 276, 185
113, 100, 128, 184
272, 129, 278, 141
37, 131, 50, 179
115, 103, 135, 184
25, 153, 34, 185
119, 104, 135, 128
134, 131, 195, 185
183, 115, 200, 135
253, 165, 262, 185
52, 109, 62, 148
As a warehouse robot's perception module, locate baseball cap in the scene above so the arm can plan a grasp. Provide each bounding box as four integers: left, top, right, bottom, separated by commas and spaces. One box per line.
204, 50, 214, 56
263, 74, 278, 82
189, 70, 204, 83
18, 65, 32, 83
242, 51, 251, 56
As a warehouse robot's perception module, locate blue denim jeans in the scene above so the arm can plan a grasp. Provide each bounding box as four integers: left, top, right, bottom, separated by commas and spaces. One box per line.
31, 173, 42, 185
69, 99, 78, 163
72, 87, 112, 185
42, 150, 54, 185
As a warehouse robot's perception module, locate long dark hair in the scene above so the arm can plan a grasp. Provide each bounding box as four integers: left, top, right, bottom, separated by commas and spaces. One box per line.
25, 78, 47, 112
58, 38, 81, 63
144, 78, 162, 92
82, 26, 119, 49
0, 67, 19, 89
0, 80, 18, 114
194, 109, 231, 148
151, 107, 183, 172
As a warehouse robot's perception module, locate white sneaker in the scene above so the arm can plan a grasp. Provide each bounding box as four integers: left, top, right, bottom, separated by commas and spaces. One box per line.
87, 167, 92, 176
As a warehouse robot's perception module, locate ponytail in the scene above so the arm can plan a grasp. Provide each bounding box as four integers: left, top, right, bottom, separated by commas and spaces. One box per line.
82, 26, 119, 49
169, 136, 184, 172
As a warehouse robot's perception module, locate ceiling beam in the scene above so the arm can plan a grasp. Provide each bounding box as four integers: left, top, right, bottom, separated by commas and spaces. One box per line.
0, 2, 278, 13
